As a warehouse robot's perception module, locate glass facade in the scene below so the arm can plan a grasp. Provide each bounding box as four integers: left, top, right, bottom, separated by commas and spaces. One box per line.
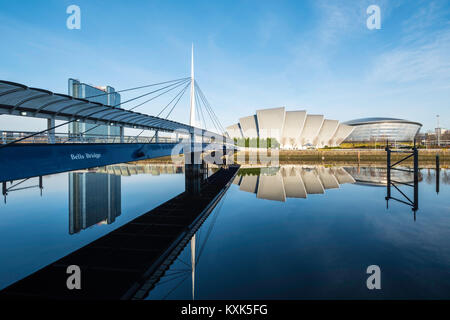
344, 118, 422, 142
68, 78, 121, 137
69, 172, 121, 234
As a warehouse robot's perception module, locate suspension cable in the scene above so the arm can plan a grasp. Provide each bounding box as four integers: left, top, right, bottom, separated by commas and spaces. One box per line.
195, 82, 224, 134
196, 89, 207, 130
165, 82, 190, 119
195, 83, 218, 132
74, 79, 190, 138
199, 87, 226, 133
0, 78, 188, 148
146, 82, 190, 143
195, 88, 214, 132
195, 82, 223, 132
82, 77, 190, 99
133, 82, 190, 142
157, 82, 190, 117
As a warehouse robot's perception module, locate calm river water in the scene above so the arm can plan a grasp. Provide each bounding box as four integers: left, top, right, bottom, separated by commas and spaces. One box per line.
0, 163, 449, 299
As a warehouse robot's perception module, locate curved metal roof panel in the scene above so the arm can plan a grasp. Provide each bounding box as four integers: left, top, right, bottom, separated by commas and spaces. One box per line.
344, 117, 422, 126
0, 80, 222, 136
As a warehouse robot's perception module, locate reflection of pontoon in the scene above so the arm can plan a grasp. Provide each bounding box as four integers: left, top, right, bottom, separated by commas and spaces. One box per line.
88, 164, 184, 176
233, 166, 355, 202
343, 166, 421, 187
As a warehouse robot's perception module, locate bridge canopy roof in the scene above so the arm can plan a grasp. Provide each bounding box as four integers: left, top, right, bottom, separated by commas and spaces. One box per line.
0, 80, 225, 137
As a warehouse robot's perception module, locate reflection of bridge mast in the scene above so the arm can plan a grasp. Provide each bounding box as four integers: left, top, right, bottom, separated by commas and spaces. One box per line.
0, 165, 239, 300
190, 44, 197, 300
191, 234, 196, 300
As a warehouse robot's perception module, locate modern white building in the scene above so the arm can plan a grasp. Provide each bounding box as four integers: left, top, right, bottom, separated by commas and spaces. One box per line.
233, 166, 355, 202
226, 107, 354, 149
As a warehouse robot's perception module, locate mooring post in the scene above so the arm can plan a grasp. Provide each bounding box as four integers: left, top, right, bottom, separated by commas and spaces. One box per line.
39, 176, 43, 196
413, 140, 419, 212
385, 142, 391, 200
436, 154, 440, 194
2, 181, 6, 203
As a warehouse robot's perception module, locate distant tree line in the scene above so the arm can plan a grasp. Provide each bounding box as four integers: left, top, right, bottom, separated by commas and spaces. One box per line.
233, 137, 280, 149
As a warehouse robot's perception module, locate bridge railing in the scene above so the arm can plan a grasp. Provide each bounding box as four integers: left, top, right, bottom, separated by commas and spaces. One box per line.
0, 130, 236, 147
0, 131, 180, 145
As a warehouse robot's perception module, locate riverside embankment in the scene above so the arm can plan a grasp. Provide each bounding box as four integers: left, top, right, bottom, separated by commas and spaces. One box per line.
136, 149, 449, 167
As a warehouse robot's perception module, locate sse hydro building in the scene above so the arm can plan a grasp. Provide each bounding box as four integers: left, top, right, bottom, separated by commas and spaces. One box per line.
343, 117, 422, 143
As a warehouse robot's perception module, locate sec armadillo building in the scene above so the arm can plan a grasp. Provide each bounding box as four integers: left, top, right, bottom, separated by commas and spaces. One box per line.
226, 107, 354, 149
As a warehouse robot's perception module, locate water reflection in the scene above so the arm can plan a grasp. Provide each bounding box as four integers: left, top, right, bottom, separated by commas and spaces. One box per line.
344, 166, 422, 187
234, 166, 355, 201
69, 164, 185, 234
0, 161, 449, 299
94, 163, 185, 176
68, 172, 121, 234
146, 165, 450, 300
424, 168, 450, 185
0, 164, 238, 299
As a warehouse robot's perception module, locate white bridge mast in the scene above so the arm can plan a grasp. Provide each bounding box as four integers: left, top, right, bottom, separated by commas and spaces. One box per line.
189, 43, 196, 127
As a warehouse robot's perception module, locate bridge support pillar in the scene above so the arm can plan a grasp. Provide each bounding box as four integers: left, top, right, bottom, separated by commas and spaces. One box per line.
120, 126, 124, 143
47, 118, 55, 144
223, 136, 229, 166
185, 162, 203, 195
185, 131, 205, 195
155, 131, 159, 143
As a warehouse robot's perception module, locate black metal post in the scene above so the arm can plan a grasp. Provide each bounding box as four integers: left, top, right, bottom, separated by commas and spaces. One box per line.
436, 154, 440, 194
2, 181, 6, 204
385, 143, 391, 200
39, 176, 43, 196
413, 144, 419, 212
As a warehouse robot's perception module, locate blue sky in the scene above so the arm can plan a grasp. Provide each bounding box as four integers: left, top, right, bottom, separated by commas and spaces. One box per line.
0, 0, 449, 131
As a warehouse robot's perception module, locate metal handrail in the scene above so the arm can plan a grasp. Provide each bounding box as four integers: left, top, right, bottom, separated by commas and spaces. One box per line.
0, 130, 236, 147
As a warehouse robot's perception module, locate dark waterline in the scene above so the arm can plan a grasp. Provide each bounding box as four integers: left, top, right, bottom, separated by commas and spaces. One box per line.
0, 163, 449, 299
